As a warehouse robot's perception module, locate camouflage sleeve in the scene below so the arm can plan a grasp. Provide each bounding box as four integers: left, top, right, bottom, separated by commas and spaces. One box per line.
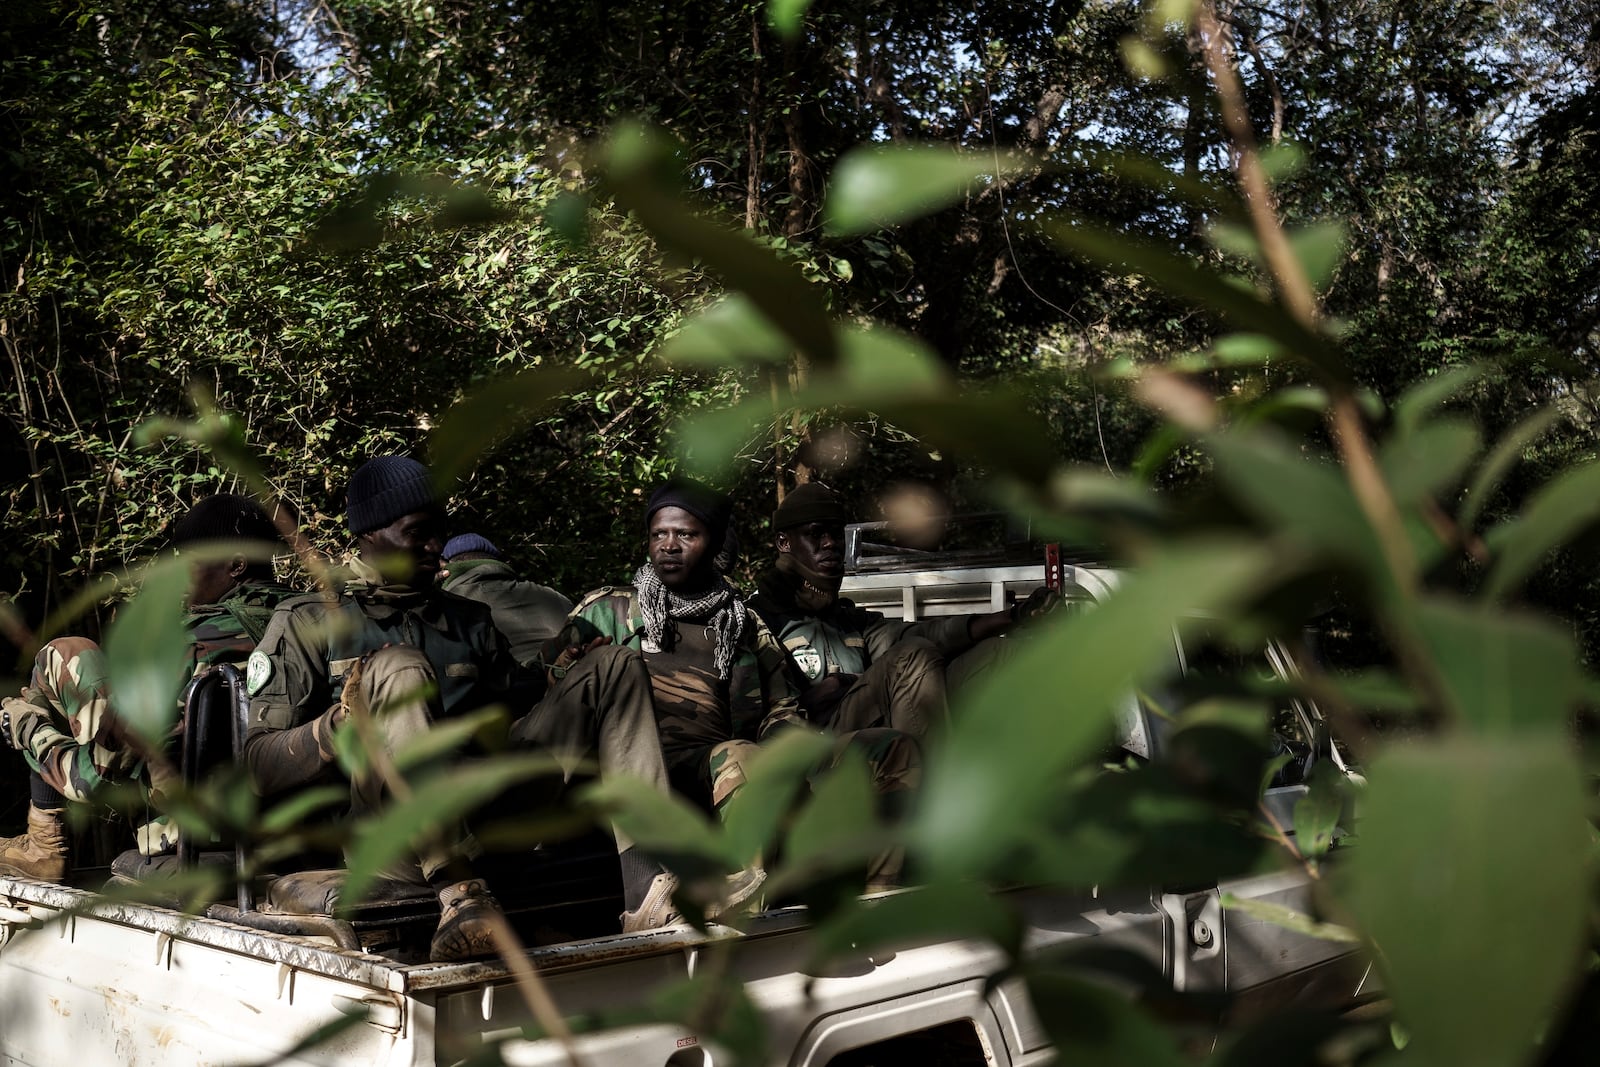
858, 606, 971, 661
567, 588, 637, 646
243, 602, 338, 795
749, 612, 805, 740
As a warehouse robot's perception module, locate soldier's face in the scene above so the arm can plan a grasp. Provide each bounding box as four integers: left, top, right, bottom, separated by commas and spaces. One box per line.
361, 509, 447, 589
648, 506, 713, 593
778, 522, 847, 578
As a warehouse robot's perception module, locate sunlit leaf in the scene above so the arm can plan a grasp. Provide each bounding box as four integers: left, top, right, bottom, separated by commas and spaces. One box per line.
1345, 738, 1590, 1067
914, 542, 1275, 879
1481, 459, 1600, 602
1413, 598, 1580, 733
1220, 892, 1358, 942
1043, 220, 1345, 383
103, 558, 193, 745
718, 729, 835, 867
766, 0, 814, 38
824, 143, 1030, 237
658, 293, 793, 367
580, 773, 733, 876
390, 705, 509, 772
428, 366, 593, 490
605, 123, 836, 367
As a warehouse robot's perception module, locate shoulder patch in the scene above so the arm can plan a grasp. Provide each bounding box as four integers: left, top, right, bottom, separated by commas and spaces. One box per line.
245, 650, 274, 696
790, 645, 824, 681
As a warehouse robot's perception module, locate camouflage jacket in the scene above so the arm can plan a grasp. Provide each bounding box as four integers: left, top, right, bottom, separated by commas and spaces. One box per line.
567, 586, 803, 799
440, 558, 572, 668
243, 562, 530, 796
184, 579, 301, 678
747, 566, 974, 688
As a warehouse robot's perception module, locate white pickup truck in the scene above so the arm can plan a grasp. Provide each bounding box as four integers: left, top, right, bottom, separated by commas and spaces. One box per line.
0, 548, 1370, 1066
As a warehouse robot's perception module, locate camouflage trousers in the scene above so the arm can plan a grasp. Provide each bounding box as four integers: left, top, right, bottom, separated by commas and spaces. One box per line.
3, 637, 178, 856
509, 643, 673, 853
814, 637, 949, 739
7, 637, 140, 804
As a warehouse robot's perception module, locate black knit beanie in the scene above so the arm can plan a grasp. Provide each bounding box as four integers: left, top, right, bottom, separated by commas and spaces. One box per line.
644, 478, 731, 547
347, 456, 439, 535
170, 494, 281, 548
772, 483, 848, 532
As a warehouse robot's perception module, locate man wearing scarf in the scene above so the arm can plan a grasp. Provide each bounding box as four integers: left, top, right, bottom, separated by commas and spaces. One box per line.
747, 483, 1051, 740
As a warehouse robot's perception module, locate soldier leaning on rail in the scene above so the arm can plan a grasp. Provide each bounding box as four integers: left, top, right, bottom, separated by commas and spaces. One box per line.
561, 479, 922, 928
242, 456, 685, 962
746, 483, 1059, 742
0, 494, 297, 880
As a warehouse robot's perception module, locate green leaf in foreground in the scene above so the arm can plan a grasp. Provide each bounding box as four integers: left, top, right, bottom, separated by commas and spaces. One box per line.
428, 366, 592, 490
1413, 597, 1580, 733
1345, 737, 1590, 1067
824, 143, 1029, 237
913, 542, 1274, 879
1481, 458, 1600, 602
1219, 893, 1357, 943
103, 557, 194, 746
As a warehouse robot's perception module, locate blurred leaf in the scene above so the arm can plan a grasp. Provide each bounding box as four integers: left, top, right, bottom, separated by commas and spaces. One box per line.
103, 558, 193, 746
658, 293, 793, 367
804, 880, 1021, 974
136, 385, 271, 495
580, 773, 733, 876
1346, 737, 1590, 1067
1481, 459, 1600, 602
1207, 431, 1382, 571
1219, 893, 1358, 942
390, 705, 508, 772
1071, 145, 1242, 224
1287, 220, 1346, 293
1025, 971, 1189, 1067
340, 753, 564, 913
258, 786, 349, 834
543, 190, 590, 246
824, 143, 1029, 236
1378, 418, 1479, 504
1458, 406, 1560, 532
428, 367, 592, 490
780, 746, 876, 876
1207, 1009, 1351, 1067
914, 542, 1274, 879
1413, 598, 1580, 733
1290, 767, 1344, 861
766, 0, 814, 38
1392, 364, 1487, 437
836, 322, 948, 393
605, 123, 836, 367
1043, 220, 1345, 383
718, 729, 834, 867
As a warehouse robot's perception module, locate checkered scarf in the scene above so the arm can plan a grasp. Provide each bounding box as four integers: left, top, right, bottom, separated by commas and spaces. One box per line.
633, 563, 745, 680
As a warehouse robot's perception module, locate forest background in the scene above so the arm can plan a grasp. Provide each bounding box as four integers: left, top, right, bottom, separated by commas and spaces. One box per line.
4, 0, 1598, 636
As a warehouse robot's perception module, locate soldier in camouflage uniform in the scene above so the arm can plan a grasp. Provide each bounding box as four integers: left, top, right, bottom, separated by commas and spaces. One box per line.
0, 494, 296, 880
747, 483, 1056, 741
565, 480, 921, 916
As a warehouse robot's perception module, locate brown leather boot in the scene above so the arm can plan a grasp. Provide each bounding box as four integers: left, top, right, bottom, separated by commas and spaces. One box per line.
0, 804, 69, 882
429, 879, 501, 963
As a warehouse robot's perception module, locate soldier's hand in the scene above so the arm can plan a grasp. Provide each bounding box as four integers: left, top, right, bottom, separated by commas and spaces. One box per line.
312, 702, 346, 763
547, 635, 612, 688
799, 673, 856, 718
1011, 587, 1063, 625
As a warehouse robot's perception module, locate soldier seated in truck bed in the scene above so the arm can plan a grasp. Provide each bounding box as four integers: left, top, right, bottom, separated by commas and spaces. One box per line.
244, 456, 687, 961
747, 484, 1056, 741
0, 494, 297, 881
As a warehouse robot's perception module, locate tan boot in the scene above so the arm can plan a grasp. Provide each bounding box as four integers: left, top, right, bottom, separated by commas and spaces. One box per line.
429, 879, 501, 963
0, 804, 69, 882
